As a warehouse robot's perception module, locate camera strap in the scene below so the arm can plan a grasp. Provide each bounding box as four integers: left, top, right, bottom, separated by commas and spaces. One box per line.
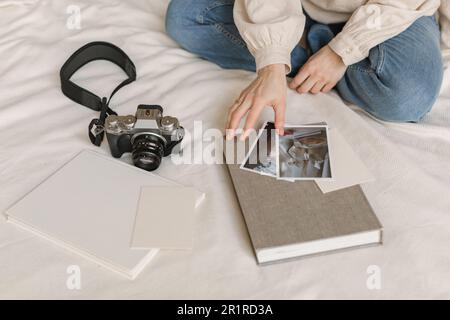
60, 41, 137, 146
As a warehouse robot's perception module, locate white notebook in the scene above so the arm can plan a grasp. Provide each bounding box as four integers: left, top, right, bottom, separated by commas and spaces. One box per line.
131, 186, 198, 250
5, 150, 203, 280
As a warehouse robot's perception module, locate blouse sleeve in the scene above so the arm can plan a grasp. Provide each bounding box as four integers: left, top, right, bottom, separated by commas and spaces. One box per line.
440, 0, 450, 54
233, 0, 305, 73
328, 0, 440, 66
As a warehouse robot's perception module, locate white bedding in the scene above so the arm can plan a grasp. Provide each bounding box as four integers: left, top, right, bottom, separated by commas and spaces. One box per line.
0, 0, 449, 299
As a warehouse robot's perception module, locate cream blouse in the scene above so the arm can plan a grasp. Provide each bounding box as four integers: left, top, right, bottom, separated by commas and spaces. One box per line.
233, 0, 450, 72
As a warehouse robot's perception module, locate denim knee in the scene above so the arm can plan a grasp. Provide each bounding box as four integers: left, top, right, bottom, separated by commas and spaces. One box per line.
339, 16, 444, 123
165, 0, 199, 46
368, 73, 443, 122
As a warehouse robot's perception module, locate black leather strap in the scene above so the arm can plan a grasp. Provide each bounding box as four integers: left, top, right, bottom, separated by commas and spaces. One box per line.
60, 41, 136, 146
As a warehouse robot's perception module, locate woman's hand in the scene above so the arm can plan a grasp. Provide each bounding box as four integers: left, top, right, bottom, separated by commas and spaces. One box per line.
289, 45, 347, 94
226, 64, 287, 140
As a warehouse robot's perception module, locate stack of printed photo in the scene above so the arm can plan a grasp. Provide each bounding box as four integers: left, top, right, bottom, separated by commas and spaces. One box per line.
240, 122, 333, 182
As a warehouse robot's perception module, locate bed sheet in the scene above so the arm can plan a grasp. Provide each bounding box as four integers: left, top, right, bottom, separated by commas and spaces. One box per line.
0, 0, 449, 299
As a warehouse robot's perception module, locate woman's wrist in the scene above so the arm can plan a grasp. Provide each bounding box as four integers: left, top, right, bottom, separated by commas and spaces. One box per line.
257, 64, 286, 76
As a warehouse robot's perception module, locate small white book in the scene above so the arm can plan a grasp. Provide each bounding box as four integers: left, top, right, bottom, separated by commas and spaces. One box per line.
131, 186, 199, 250
4, 150, 204, 280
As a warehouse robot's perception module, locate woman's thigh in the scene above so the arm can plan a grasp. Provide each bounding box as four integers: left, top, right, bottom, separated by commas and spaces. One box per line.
165, 0, 257, 71
337, 16, 444, 122
165, 0, 309, 73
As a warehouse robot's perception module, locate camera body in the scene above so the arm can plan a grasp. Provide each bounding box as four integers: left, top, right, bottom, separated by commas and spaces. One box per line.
105, 105, 184, 171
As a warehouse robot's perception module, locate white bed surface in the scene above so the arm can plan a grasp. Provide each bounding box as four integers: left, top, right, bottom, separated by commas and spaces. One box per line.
1, 0, 449, 299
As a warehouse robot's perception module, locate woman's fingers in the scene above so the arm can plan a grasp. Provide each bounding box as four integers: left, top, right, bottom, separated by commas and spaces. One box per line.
274, 101, 286, 136
291, 45, 347, 95
241, 99, 266, 140
226, 99, 251, 139
290, 68, 309, 89
226, 102, 239, 129
225, 103, 240, 139
322, 82, 336, 93
297, 75, 316, 94
311, 81, 326, 94
225, 64, 288, 140
226, 86, 253, 138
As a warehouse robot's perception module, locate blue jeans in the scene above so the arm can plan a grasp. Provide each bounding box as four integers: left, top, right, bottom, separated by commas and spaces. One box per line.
165, 0, 444, 122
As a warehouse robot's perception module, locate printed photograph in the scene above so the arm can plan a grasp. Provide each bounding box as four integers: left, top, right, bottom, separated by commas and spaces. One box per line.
277, 125, 332, 180
241, 122, 277, 177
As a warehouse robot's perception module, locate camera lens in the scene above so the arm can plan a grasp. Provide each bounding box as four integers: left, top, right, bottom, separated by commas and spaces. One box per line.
131, 134, 165, 171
